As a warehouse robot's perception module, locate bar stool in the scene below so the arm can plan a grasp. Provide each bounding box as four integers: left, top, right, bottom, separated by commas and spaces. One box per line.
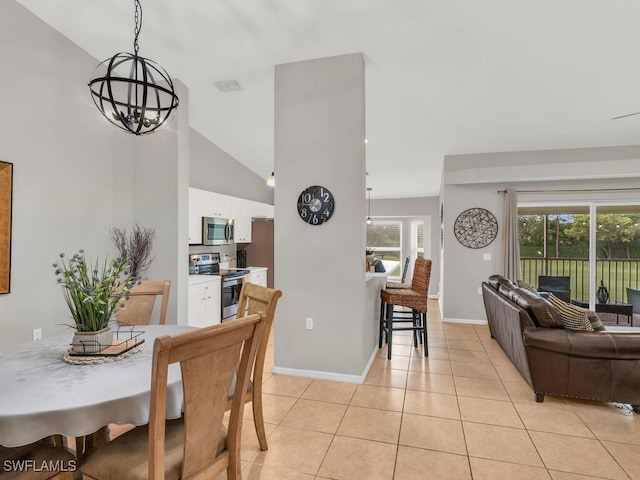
379, 257, 431, 359
384, 256, 413, 326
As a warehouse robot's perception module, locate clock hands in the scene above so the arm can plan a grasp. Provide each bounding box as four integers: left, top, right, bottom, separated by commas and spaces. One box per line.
297, 186, 335, 225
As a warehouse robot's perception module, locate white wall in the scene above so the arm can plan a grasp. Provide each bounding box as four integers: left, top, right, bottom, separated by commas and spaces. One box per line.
441, 146, 640, 323
0, 2, 280, 345
132, 80, 190, 327
0, 1, 138, 344
274, 53, 370, 378
189, 129, 274, 205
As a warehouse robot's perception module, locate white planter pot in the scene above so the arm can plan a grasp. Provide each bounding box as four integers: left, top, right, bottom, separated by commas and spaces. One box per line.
72, 327, 113, 354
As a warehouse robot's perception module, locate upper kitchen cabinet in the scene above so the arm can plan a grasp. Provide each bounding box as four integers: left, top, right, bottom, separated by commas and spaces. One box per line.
201, 191, 232, 219
232, 197, 251, 243
252, 201, 274, 219
189, 188, 274, 245
233, 198, 274, 243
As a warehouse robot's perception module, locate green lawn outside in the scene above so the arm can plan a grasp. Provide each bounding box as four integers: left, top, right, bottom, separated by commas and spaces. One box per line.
520, 258, 640, 303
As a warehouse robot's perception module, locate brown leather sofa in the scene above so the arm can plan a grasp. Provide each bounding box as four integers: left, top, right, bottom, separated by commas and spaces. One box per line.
482, 274, 640, 411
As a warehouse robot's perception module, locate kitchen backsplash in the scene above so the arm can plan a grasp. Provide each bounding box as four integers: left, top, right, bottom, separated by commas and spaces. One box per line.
188, 243, 237, 264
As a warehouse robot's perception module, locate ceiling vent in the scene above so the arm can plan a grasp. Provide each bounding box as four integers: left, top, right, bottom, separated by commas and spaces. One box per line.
213, 80, 243, 92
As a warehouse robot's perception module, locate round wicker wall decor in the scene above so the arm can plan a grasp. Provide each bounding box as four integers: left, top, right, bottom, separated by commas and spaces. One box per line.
453, 207, 498, 249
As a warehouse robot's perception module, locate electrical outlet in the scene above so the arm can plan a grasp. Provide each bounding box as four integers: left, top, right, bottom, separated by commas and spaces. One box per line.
305, 317, 313, 330
483, 253, 492, 261
32, 328, 42, 341
477, 286, 482, 295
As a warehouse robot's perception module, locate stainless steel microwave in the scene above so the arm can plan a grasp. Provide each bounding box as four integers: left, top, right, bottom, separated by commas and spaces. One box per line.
202, 217, 234, 245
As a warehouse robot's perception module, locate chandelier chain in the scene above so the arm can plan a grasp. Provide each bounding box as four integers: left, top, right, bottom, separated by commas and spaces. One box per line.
133, 0, 142, 54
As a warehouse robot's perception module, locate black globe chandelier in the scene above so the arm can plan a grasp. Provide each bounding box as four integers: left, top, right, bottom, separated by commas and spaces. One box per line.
88, 0, 179, 135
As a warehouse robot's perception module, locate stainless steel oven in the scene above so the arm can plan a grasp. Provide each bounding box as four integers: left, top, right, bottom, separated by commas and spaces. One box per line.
189, 253, 249, 322
222, 273, 246, 321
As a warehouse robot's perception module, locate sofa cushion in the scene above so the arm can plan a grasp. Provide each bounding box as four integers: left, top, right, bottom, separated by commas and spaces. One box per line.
507, 288, 562, 328
488, 274, 517, 293
547, 293, 594, 331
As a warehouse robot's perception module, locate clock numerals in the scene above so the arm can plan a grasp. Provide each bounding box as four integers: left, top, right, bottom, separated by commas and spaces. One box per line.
297, 185, 335, 225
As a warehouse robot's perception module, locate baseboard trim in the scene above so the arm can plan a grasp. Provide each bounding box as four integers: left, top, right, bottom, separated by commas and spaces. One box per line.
442, 317, 488, 325
272, 348, 378, 384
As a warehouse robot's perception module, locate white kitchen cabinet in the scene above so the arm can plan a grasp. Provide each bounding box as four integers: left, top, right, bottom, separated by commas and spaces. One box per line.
188, 277, 221, 327
247, 268, 267, 287
201, 191, 232, 219
232, 197, 252, 243
252, 201, 274, 219
217, 194, 232, 218
189, 187, 274, 244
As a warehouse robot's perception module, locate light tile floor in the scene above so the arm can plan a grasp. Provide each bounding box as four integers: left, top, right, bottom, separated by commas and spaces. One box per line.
111, 299, 640, 479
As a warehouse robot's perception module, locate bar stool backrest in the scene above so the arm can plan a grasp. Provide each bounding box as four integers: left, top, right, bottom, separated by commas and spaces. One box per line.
410, 257, 432, 296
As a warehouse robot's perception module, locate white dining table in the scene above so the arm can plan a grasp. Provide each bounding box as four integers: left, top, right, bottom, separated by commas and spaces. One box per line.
0, 324, 195, 448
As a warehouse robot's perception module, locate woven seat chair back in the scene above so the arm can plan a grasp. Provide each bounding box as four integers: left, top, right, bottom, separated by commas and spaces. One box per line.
410, 257, 431, 297
381, 258, 432, 313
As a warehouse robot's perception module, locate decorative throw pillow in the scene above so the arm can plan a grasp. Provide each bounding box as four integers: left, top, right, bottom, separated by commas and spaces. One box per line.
547, 293, 594, 331
516, 279, 538, 294
586, 310, 606, 331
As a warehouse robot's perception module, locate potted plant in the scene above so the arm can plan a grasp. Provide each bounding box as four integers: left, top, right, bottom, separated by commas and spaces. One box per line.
53, 250, 136, 353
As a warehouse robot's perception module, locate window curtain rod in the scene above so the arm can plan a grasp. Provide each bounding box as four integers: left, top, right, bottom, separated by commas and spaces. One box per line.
497, 187, 640, 194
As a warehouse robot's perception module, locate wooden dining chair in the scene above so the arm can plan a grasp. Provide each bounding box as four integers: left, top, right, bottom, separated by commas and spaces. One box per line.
81, 313, 266, 480
0, 436, 79, 479
227, 282, 283, 451
114, 280, 170, 326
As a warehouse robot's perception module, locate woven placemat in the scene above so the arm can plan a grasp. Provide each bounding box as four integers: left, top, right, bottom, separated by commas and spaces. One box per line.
63, 342, 145, 365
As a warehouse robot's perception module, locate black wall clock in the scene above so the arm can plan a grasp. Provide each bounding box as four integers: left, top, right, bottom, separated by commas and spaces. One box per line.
297, 185, 335, 225
453, 207, 498, 249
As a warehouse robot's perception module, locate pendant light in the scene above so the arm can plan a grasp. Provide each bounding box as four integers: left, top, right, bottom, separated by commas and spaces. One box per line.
88, 0, 179, 135
366, 187, 373, 225
267, 172, 275, 187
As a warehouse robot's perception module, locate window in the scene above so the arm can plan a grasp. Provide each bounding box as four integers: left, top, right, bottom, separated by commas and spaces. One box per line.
518, 204, 640, 303
366, 221, 402, 278
411, 220, 424, 259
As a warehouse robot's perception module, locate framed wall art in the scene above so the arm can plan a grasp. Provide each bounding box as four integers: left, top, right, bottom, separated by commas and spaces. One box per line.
0, 161, 12, 294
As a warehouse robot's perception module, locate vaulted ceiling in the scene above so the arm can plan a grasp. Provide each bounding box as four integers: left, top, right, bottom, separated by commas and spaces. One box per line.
16, 0, 640, 198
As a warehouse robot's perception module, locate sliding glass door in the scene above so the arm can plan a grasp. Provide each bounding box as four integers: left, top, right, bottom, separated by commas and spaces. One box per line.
518, 206, 590, 302
594, 205, 640, 303
518, 203, 640, 305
